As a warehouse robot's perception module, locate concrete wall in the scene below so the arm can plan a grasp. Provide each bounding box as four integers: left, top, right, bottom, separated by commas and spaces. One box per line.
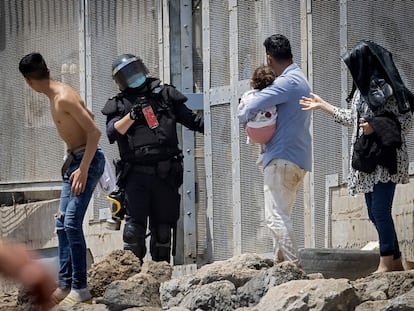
0, 199, 123, 263
331, 177, 414, 261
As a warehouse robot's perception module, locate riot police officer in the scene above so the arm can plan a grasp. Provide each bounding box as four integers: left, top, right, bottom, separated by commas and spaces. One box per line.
101, 54, 203, 263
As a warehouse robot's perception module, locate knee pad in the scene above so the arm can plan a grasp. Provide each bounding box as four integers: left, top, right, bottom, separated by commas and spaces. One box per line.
156, 224, 172, 244
123, 222, 146, 243
123, 222, 147, 260
150, 224, 172, 262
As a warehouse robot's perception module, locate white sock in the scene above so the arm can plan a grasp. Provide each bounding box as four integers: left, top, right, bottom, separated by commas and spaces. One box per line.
69, 288, 91, 301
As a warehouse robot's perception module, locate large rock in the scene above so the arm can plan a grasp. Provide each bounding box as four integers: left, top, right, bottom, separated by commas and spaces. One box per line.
55, 303, 109, 310
101, 273, 161, 310
383, 287, 414, 310
160, 253, 273, 309
352, 270, 414, 302
122, 308, 162, 311
88, 249, 141, 297
237, 261, 308, 307
354, 300, 389, 311
178, 280, 238, 311
141, 261, 173, 284
194, 253, 274, 287
256, 278, 359, 311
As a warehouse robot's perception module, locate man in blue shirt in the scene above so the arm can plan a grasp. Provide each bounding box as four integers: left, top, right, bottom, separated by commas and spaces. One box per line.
238, 34, 312, 265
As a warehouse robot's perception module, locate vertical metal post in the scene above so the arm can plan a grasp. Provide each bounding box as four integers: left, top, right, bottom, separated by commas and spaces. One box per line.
157, 0, 164, 80
180, 0, 197, 264
168, 0, 184, 264
78, 0, 86, 103
162, 0, 171, 83
325, 174, 338, 248
202, 0, 215, 262
83, 0, 92, 111
340, 0, 349, 183
79, 0, 97, 220
229, 0, 241, 256
302, 0, 315, 248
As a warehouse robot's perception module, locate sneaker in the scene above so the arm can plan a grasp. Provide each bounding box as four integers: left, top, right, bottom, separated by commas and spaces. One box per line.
50, 287, 70, 305
59, 288, 92, 305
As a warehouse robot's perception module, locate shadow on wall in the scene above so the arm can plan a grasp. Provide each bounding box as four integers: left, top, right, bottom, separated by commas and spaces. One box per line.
1, 199, 58, 249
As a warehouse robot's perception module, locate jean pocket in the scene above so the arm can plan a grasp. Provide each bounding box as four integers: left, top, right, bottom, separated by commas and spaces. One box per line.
90, 152, 105, 179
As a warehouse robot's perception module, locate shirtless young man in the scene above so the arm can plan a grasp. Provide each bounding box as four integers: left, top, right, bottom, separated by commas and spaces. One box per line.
19, 52, 105, 304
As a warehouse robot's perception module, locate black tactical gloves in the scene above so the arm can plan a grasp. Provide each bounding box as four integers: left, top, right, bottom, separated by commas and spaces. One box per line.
129, 104, 142, 120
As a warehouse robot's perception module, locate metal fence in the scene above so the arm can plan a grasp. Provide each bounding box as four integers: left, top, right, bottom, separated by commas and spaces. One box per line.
0, 0, 80, 185
203, 0, 414, 261
311, 0, 414, 250
203, 0, 305, 260
1, 0, 414, 264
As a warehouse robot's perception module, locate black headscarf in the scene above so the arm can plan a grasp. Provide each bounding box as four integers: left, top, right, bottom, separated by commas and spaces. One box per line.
342, 40, 414, 113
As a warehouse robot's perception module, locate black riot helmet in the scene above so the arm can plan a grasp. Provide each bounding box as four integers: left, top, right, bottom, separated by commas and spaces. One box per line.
112, 54, 149, 91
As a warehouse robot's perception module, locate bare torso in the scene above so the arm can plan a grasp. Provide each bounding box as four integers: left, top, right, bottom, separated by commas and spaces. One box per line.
49, 81, 94, 150
28, 77, 101, 194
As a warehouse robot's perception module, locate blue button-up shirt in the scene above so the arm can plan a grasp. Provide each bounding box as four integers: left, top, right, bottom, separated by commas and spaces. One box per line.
238, 63, 312, 171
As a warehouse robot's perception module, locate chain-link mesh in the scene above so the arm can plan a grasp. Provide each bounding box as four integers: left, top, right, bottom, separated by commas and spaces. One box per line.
209, 0, 230, 88
0, 0, 80, 183
195, 131, 207, 259
210, 103, 233, 260
311, 0, 343, 248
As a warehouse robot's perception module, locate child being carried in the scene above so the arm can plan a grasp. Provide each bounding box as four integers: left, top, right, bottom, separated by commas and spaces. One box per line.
238, 65, 277, 144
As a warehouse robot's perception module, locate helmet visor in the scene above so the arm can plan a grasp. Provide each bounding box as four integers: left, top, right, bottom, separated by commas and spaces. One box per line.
113, 57, 149, 90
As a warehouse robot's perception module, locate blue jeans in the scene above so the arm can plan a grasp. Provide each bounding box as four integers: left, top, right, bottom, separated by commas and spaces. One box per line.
365, 181, 401, 258
55, 148, 105, 289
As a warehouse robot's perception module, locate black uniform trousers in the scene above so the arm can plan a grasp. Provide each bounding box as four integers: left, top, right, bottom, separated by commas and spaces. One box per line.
125, 170, 180, 225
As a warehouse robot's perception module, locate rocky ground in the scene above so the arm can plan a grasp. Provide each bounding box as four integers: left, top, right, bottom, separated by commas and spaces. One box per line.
1, 250, 414, 311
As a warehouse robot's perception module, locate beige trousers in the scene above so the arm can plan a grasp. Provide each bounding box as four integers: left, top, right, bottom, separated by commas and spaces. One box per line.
263, 158, 306, 262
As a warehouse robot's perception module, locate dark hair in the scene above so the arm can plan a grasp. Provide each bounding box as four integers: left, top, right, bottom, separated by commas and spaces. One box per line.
250, 65, 276, 90
263, 34, 293, 61
18, 52, 50, 80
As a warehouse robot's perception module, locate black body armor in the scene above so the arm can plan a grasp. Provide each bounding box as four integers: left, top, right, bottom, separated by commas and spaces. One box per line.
103, 81, 181, 163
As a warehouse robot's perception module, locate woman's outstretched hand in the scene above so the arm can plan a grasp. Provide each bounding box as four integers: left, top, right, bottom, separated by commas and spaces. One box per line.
300, 93, 334, 115
300, 93, 324, 110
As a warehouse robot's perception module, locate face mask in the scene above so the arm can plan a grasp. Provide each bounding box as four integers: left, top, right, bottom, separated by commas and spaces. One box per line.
127, 72, 146, 89
368, 78, 393, 110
